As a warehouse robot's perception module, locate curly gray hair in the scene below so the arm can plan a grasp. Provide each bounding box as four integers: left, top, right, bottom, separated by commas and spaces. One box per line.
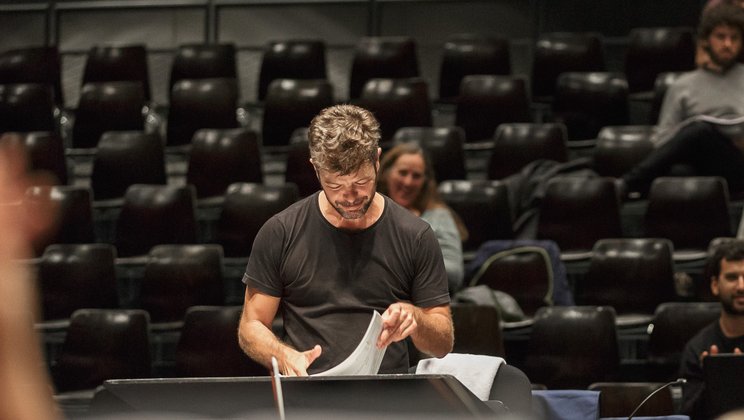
308, 104, 380, 175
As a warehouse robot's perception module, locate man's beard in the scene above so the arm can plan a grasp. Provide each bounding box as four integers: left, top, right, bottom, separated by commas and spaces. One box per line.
720, 292, 744, 316
332, 196, 373, 220
709, 46, 740, 72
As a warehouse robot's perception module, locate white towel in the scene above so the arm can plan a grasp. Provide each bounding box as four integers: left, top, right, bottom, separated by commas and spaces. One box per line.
415, 353, 505, 401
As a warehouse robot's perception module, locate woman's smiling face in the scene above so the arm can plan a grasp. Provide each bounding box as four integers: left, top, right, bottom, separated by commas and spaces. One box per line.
386, 152, 426, 210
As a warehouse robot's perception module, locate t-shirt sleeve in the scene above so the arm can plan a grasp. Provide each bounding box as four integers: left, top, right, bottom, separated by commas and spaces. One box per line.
411, 224, 451, 307
242, 216, 284, 297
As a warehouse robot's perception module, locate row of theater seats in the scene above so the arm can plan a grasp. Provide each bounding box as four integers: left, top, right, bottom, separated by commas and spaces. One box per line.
10, 122, 740, 261
0, 27, 698, 146
5, 118, 741, 214
0, 65, 684, 149
33, 236, 731, 330
46, 301, 716, 416
19, 170, 740, 269
0, 27, 697, 105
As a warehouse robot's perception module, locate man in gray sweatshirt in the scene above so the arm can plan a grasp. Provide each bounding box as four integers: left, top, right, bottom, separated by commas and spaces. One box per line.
622, 2, 744, 197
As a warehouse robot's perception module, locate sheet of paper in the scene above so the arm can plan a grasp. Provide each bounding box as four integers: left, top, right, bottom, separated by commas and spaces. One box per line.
313, 310, 386, 376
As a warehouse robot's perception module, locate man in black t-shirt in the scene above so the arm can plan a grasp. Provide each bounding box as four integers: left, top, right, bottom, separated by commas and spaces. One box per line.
237, 105, 453, 376
679, 240, 744, 417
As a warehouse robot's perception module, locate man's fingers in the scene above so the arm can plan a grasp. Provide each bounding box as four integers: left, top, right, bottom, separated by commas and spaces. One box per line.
398, 312, 414, 332
378, 312, 416, 348
305, 345, 322, 364
383, 308, 401, 328
377, 329, 391, 348
735, 347, 742, 354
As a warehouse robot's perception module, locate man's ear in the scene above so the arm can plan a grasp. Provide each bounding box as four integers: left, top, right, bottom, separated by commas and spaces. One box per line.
701, 38, 711, 53
711, 276, 720, 297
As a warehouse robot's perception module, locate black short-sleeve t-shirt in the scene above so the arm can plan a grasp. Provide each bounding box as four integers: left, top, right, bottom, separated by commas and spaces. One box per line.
243, 192, 450, 374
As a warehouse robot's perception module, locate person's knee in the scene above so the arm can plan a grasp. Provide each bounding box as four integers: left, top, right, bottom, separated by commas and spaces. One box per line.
680, 121, 717, 137
671, 121, 722, 148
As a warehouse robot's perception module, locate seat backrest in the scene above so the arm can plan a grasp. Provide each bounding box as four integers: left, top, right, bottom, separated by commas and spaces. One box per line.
0, 131, 67, 185
348, 36, 419, 100
488, 123, 568, 179
645, 177, 731, 251
647, 301, 720, 364
438, 33, 511, 102
167, 78, 238, 147
593, 125, 655, 177
72, 81, 145, 149
53, 309, 151, 392
0, 83, 56, 133
531, 32, 605, 99
455, 75, 531, 143
141, 245, 224, 323
357, 78, 432, 143
537, 177, 622, 253
261, 78, 334, 147
468, 246, 553, 315
552, 72, 630, 141
580, 238, 676, 314
91, 131, 166, 200
25, 185, 96, 256
175, 306, 268, 377
438, 180, 514, 252
650, 72, 685, 124
624, 27, 695, 93
187, 128, 263, 198
393, 126, 467, 182
20, 131, 68, 185
257, 39, 327, 101
83, 44, 151, 101
450, 303, 504, 356
37, 244, 118, 321
169, 43, 237, 95
115, 184, 198, 257
588, 382, 674, 418
524, 306, 619, 389
216, 183, 299, 257
0, 46, 63, 104
285, 130, 320, 198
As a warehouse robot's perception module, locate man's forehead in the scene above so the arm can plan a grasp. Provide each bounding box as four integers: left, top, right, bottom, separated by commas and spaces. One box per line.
712, 23, 743, 35
318, 162, 377, 179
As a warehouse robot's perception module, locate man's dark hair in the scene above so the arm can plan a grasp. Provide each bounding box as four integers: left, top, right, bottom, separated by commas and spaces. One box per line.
706, 240, 744, 279
699, 2, 744, 40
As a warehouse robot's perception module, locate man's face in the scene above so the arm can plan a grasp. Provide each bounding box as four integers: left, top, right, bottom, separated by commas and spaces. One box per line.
316, 161, 378, 220
704, 24, 743, 70
712, 258, 744, 316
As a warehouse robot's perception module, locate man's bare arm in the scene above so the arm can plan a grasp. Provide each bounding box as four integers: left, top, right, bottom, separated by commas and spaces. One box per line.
377, 303, 453, 358
237, 287, 321, 376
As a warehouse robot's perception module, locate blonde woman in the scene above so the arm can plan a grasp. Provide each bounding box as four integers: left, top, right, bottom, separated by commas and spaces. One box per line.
378, 143, 468, 293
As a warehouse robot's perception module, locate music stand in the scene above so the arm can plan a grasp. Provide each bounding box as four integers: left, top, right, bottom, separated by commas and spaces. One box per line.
88, 374, 493, 418
703, 354, 744, 419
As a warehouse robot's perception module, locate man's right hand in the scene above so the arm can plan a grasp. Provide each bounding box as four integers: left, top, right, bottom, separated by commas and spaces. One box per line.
280, 345, 322, 376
